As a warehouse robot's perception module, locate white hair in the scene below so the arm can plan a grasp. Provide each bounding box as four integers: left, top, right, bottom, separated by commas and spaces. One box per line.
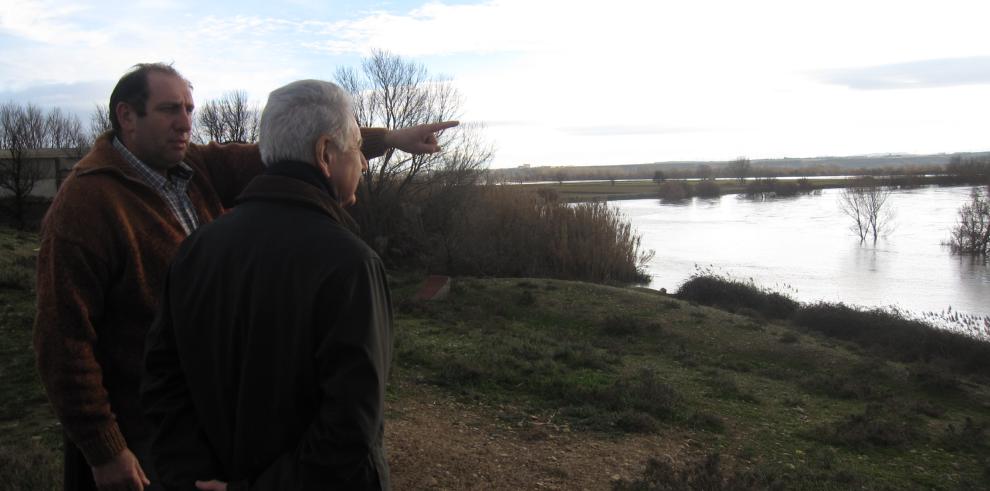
258, 79, 356, 166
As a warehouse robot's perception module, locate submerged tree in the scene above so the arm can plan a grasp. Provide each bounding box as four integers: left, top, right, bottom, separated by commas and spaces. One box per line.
947, 186, 990, 255
839, 178, 893, 243
726, 156, 751, 182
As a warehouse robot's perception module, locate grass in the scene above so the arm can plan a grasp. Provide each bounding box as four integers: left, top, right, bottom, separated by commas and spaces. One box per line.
386, 275, 990, 488
0, 228, 62, 491
5, 229, 990, 489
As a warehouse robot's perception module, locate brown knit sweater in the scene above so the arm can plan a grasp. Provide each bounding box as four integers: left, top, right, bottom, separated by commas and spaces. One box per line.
34, 129, 387, 466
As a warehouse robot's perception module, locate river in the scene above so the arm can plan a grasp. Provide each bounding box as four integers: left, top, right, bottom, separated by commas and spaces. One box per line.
613, 185, 989, 321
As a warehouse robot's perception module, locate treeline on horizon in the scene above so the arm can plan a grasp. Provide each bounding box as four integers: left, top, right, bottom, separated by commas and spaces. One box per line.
496, 152, 990, 183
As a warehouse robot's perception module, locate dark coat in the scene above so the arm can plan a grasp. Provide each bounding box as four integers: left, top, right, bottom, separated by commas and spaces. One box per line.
142, 161, 393, 490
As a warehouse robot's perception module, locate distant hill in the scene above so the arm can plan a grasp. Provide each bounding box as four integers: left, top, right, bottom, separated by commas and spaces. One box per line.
496, 151, 990, 182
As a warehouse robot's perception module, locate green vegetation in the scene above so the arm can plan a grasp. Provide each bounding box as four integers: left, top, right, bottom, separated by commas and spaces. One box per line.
0, 228, 62, 491
4, 227, 990, 489
388, 274, 990, 489
946, 186, 990, 255
382, 186, 653, 284
516, 175, 971, 203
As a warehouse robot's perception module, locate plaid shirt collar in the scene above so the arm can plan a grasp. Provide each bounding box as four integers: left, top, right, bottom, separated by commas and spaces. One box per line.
113, 137, 199, 235
112, 137, 195, 190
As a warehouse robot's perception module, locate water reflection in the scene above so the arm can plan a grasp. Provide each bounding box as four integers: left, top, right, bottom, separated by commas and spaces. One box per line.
613, 185, 990, 320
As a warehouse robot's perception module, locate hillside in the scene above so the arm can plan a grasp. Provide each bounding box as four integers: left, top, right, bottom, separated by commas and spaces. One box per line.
1, 228, 988, 489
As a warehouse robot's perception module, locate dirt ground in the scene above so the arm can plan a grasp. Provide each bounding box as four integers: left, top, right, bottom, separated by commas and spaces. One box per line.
386, 384, 699, 490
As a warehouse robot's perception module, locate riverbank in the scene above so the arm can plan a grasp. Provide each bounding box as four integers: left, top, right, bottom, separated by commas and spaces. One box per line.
2, 225, 988, 489
512, 175, 980, 202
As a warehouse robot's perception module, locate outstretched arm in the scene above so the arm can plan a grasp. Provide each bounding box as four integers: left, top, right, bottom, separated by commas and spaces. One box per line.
383, 121, 459, 154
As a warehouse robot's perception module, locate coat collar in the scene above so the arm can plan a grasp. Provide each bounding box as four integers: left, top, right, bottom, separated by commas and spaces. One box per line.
74, 131, 145, 183
235, 162, 358, 232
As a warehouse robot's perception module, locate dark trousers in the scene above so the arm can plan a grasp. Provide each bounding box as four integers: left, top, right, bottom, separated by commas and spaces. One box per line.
63, 435, 97, 491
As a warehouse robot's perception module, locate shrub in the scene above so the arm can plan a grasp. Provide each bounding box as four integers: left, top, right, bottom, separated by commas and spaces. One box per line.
694, 180, 721, 198
0, 441, 60, 491
516, 289, 537, 306
940, 417, 987, 452
745, 178, 807, 199
0, 268, 32, 291
613, 454, 782, 491
675, 273, 798, 320
912, 399, 946, 418
426, 187, 653, 285
591, 368, 679, 420
615, 410, 659, 433
601, 314, 646, 337
800, 372, 887, 400
910, 364, 962, 394
686, 411, 726, 432
946, 186, 990, 255
778, 332, 799, 344
657, 180, 691, 201
811, 403, 923, 448
793, 302, 990, 375
552, 343, 618, 370
707, 374, 760, 404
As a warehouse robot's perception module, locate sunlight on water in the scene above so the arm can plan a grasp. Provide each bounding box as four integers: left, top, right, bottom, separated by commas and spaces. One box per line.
613, 185, 990, 320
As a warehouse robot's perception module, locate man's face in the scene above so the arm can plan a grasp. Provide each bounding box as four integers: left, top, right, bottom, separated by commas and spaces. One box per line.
117, 72, 194, 172
328, 119, 367, 207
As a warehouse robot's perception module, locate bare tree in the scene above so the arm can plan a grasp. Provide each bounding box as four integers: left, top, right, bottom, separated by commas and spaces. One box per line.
196, 91, 260, 144
429, 123, 493, 190
727, 156, 751, 182
45, 108, 87, 156
947, 186, 990, 255
839, 178, 893, 243
0, 102, 47, 228
335, 50, 466, 199
334, 50, 488, 257
696, 164, 713, 180
89, 104, 112, 145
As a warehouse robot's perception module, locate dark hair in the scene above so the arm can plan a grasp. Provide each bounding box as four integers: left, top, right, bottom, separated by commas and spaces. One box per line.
108, 62, 192, 134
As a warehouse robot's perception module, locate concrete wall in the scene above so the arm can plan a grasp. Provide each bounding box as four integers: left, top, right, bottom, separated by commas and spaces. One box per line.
0, 149, 83, 198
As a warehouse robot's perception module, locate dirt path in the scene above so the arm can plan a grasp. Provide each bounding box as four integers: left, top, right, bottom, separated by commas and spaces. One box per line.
386, 384, 700, 490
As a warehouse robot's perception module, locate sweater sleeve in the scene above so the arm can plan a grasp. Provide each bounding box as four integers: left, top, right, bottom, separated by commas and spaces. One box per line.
360, 128, 388, 161
249, 257, 393, 490
33, 233, 127, 466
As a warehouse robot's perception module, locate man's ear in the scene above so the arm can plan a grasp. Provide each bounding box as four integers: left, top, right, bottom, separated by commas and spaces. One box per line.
314, 135, 334, 178
115, 102, 134, 134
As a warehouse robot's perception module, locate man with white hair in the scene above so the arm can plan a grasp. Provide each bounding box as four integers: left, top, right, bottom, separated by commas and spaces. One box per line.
142, 79, 395, 490
35, 62, 453, 491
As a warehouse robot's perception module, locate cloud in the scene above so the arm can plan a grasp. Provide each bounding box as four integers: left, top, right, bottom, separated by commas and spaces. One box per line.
560, 124, 705, 137
0, 80, 112, 114
0, 0, 108, 45
816, 56, 990, 90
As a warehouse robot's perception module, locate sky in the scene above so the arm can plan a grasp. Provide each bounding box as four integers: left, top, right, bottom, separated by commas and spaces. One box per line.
2, 0, 989, 168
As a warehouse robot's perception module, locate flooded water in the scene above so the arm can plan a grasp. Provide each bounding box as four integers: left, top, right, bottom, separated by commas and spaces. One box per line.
613, 185, 990, 320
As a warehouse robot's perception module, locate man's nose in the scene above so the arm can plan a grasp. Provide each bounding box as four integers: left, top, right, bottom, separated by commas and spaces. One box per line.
176, 109, 192, 132
361, 155, 369, 173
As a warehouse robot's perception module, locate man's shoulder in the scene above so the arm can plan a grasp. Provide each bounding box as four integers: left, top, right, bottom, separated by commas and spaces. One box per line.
183, 141, 259, 167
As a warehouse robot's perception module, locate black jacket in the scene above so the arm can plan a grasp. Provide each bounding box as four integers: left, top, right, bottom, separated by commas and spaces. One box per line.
142, 161, 393, 490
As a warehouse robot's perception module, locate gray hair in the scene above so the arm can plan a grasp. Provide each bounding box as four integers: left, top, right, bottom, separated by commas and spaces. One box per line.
258, 79, 356, 166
